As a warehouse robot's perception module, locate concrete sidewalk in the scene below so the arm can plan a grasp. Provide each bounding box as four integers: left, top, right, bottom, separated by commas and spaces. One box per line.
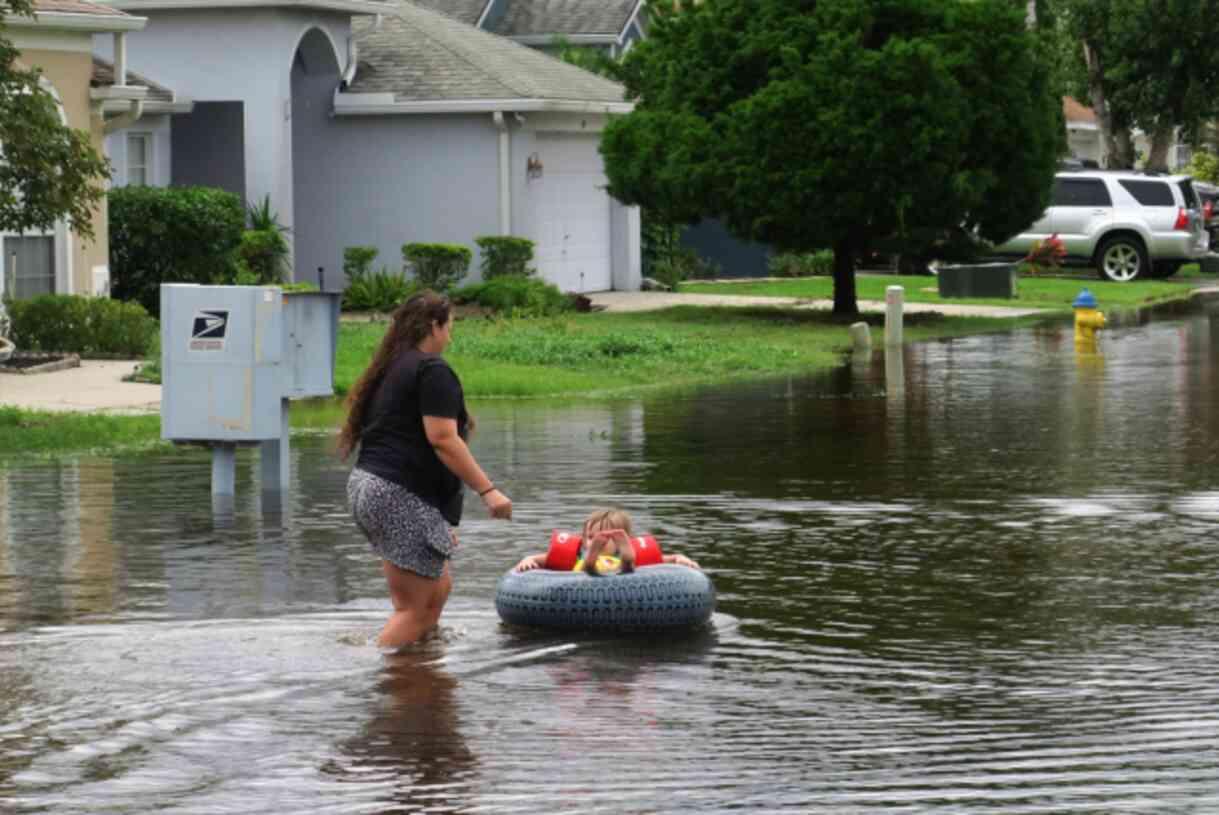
1, 360, 160, 415
586, 290, 1047, 317
2, 289, 1042, 416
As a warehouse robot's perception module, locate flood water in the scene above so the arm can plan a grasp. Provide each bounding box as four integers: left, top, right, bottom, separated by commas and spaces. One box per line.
3, 302, 1219, 813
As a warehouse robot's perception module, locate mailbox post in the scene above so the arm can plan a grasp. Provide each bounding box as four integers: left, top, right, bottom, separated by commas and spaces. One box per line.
160, 284, 340, 497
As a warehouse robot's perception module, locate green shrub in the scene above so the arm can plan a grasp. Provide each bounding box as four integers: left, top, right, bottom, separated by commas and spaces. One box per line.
768, 250, 833, 277
280, 281, 319, 293
234, 228, 289, 284
344, 246, 379, 280
474, 235, 536, 279
343, 246, 416, 311
402, 243, 471, 291
1183, 151, 1219, 185
651, 247, 719, 288
4, 294, 157, 357
452, 276, 571, 317
109, 185, 245, 316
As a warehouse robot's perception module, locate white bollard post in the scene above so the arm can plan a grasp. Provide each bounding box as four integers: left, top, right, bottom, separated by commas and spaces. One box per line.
885, 285, 904, 347
849, 321, 872, 352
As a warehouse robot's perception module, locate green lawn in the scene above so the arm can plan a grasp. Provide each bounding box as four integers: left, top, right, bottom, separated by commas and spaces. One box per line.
680, 271, 1214, 311
335, 306, 1049, 399
0, 407, 166, 459
3, 304, 1050, 459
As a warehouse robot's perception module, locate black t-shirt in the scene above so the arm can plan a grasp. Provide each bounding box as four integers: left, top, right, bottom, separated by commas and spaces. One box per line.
355, 350, 469, 524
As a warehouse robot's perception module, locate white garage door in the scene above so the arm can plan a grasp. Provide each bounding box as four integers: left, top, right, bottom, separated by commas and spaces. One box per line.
533, 135, 612, 293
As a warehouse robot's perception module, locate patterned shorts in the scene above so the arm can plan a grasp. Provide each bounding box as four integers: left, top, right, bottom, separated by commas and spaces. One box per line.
347, 468, 454, 579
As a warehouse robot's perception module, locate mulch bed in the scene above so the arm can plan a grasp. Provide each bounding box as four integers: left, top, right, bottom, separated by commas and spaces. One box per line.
0, 351, 81, 375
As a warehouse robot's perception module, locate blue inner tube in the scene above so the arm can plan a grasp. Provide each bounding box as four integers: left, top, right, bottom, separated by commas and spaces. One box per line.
495, 564, 716, 631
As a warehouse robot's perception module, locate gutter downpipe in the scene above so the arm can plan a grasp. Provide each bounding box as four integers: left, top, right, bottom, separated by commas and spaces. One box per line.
115, 31, 128, 85
493, 110, 511, 234
103, 97, 144, 134
103, 31, 143, 133
341, 36, 358, 87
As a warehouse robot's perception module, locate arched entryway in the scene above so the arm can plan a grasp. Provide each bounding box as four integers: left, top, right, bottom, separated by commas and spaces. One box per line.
290, 27, 342, 288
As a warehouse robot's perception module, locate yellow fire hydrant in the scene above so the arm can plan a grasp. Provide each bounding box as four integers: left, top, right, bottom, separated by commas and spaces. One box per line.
1073, 288, 1106, 351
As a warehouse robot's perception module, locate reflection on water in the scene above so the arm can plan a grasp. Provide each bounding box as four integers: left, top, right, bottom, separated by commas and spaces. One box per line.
2, 304, 1219, 812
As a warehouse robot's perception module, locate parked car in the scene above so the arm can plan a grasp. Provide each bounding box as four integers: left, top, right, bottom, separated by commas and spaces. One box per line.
995, 169, 1210, 281
1193, 180, 1219, 246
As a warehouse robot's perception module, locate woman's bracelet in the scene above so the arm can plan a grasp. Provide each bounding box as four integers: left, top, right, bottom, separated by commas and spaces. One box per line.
478, 484, 496, 497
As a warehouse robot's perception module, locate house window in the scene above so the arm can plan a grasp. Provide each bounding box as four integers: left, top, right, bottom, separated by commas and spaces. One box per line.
2, 235, 55, 299
127, 132, 151, 186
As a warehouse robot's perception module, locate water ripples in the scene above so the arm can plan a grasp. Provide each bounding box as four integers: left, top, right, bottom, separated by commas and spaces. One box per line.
4, 310, 1219, 811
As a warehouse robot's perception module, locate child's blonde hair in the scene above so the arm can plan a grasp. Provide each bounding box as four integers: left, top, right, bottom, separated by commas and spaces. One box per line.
582, 507, 632, 538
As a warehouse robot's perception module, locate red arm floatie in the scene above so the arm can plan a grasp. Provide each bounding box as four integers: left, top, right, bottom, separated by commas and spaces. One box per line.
630, 535, 664, 567
545, 530, 582, 571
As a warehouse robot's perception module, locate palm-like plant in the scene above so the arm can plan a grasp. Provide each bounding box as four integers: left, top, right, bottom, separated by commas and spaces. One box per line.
246, 195, 291, 236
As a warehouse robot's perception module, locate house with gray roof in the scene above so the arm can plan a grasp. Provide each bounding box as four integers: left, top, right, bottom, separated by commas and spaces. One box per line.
92, 58, 192, 188
410, 0, 645, 56
96, 0, 640, 292
2, 0, 146, 301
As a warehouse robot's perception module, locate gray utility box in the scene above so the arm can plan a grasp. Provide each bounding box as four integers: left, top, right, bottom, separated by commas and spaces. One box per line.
282, 291, 340, 399
936, 262, 1018, 299
160, 284, 339, 443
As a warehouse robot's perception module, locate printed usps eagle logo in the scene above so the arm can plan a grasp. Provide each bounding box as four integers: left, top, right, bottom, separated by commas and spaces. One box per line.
189, 309, 229, 351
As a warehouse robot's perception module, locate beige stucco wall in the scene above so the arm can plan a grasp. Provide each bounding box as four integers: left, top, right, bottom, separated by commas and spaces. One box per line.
17, 48, 109, 296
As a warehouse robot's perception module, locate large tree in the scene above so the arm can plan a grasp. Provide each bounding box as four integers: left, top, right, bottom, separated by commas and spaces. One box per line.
601, 0, 1062, 315
1058, 0, 1219, 170
1, 0, 110, 241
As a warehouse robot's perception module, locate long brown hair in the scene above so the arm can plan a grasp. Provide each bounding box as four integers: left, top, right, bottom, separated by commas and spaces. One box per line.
336, 290, 452, 460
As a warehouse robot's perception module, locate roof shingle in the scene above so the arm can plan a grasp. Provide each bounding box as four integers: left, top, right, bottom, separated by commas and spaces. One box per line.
91, 57, 176, 103
407, 0, 488, 26
32, 0, 128, 16
493, 0, 637, 37
348, 2, 628, 105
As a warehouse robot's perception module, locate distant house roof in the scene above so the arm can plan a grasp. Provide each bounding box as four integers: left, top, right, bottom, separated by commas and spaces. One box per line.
407, 0, 487, 26
343, 1, 630, 111
409, 0, 641, 39
1063, 96, 1097, 126
91, 57, 174, 104
6, 0, 144, 29
494, 0, 638, 37
95, 0, 390, 14
34, 0, 127, 15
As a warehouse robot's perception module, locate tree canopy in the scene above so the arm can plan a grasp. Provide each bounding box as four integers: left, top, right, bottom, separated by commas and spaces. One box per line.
601, 0, 1063, 314
1056, 0, 1219, 170
1, 0, 110, 241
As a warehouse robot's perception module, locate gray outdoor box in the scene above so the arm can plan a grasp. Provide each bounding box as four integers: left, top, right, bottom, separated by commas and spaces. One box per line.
936, 262, 1018, 299
161, 284, 285, 442
282, 291, 340, 398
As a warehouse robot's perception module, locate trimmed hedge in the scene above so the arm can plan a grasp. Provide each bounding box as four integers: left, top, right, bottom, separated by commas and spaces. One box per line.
109, 185, 245, 316
474, 235, 535, 279
344, 246, 417, 312
403, 243, 471, 291
768, 250, 834, 277
235, 228, 289, 284
452, 276, 571, 318
4, 294, 157, 357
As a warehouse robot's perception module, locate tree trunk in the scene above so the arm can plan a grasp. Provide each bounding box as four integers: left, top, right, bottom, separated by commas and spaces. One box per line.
1082, 39, 1127, 168
831, 239, 858, 316
1026, 0, 1037, 28
1113, 128, 1136, 168
1145, 124, 1175, 172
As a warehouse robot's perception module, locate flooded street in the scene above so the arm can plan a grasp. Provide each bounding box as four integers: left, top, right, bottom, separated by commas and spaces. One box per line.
2, 303, 1219, 812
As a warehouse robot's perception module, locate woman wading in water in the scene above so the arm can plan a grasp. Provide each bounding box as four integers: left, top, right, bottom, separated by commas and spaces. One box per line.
339, 291, 512, 648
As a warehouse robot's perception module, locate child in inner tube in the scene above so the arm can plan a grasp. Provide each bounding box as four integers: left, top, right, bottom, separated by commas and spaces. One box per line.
512, 507, 701, 576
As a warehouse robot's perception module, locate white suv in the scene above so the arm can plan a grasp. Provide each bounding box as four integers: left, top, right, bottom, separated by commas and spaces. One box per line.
995, 170, 1210, 281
